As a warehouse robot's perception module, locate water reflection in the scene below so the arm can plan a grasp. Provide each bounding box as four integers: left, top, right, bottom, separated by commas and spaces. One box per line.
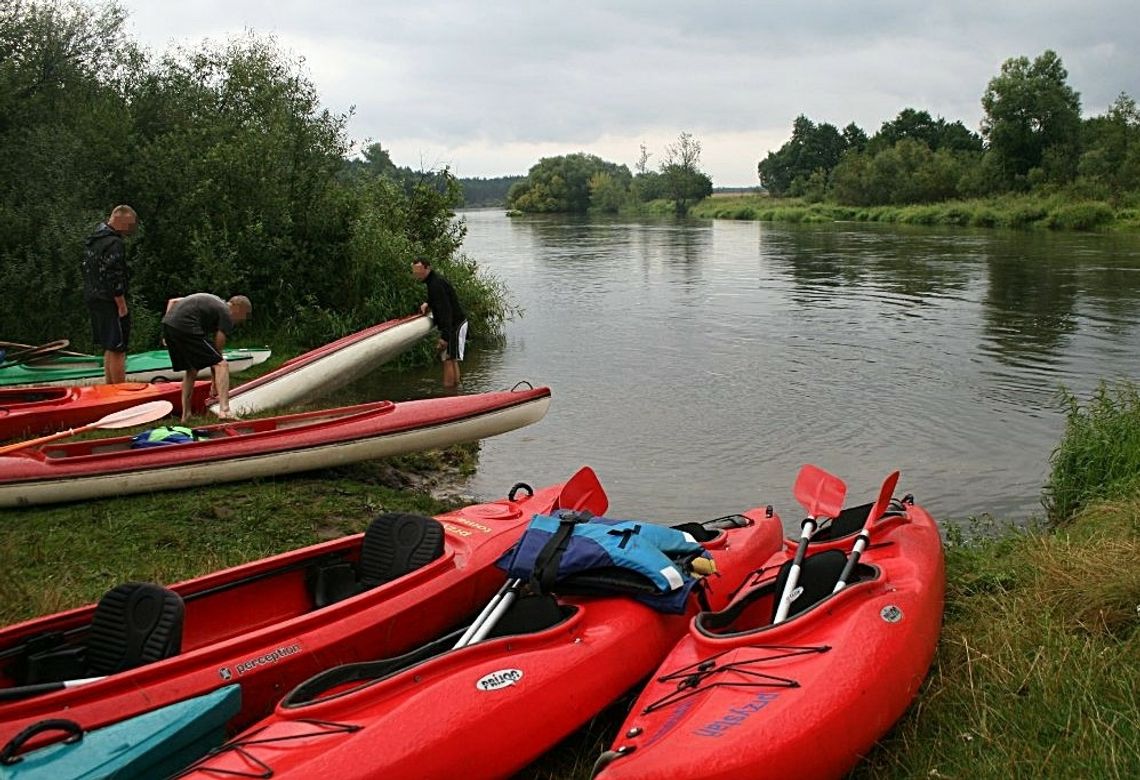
339, 210, 1140, 528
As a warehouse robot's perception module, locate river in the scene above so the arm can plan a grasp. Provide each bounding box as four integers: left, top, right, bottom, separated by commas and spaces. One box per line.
360, 210, 1140, 531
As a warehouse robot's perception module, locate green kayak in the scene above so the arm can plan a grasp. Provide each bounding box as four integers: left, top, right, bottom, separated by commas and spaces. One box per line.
0, 348, 271, 388
0, 684, 240, 779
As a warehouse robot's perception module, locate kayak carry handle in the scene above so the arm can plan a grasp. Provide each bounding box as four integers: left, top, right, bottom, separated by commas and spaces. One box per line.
0, 718, 83, 765
508, 482, 534, 501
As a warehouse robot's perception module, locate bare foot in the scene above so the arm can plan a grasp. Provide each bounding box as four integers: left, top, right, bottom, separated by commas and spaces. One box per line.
215, 410, 241, 421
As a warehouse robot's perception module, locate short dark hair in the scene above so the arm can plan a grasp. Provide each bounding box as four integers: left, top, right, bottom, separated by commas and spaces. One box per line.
412, 258, 432, 268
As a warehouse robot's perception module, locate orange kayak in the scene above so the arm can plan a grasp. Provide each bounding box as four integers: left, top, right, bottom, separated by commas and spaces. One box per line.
0, 382, 211, 441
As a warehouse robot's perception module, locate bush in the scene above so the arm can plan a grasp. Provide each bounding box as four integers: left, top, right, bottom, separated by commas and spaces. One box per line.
1044, 382, 1140, 525
1044, 201, 1116, 230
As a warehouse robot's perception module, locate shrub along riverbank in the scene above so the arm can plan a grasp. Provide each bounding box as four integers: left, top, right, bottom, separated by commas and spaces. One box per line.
2, 381, 1137, 777
688, 192, 1140, 232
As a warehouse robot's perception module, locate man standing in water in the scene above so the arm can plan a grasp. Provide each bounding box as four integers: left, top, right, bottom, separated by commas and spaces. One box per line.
83, 205, 138, 384
162, 293, 252, 421
412, 258, 468, 388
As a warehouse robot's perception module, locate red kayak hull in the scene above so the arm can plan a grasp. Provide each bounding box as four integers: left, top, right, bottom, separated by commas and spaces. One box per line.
179, 508, 786, 780
0, 470, 602, 749
596, 497, 945, 780
0, 381, 211, 441
0, 387, 551, 507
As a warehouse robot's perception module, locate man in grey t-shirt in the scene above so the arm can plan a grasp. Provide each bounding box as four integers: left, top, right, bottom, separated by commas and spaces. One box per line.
162, 293, 252, 421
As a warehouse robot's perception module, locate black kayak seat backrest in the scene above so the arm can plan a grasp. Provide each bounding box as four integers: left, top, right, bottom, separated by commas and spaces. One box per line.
312, 513, 445, 608
357, 512, 445, 590
811, 502, 873, 542
85, 582, 184, 676
769, 549, 848, 623
670, 521, 718, 543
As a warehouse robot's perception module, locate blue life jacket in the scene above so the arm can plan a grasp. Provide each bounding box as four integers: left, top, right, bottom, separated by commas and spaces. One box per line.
496, 510, 711, 614
130, 425, 201, 448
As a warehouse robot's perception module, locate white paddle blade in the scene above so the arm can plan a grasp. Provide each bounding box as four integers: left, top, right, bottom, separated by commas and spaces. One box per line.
98, 400, 174, 429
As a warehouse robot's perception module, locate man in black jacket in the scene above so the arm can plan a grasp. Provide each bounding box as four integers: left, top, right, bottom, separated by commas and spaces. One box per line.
82, 205, 138, 384
412, 258, 468, 388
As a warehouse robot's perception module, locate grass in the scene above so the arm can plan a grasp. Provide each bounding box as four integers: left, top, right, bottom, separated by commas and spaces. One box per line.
688, 193, 1140, 232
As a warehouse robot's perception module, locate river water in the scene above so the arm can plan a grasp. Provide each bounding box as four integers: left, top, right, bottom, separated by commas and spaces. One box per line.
364, 209, 1140, 530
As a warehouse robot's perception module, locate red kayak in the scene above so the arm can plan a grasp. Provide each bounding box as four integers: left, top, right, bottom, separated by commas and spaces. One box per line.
0, 467, 607, 753
0, 381, 211, 441
0, 387, 551, 507
177, 506, 786, 780
594, 468, 946, 780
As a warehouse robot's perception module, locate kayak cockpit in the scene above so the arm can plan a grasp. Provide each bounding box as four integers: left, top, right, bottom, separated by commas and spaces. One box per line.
0, 513, 447, 698
697, 551, 880, 637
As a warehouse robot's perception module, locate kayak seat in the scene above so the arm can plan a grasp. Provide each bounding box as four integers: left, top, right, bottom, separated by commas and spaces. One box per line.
311, 513, 445, 608
812, 500, 907, 542
18, 582, 184, 684
86, 582, 185, 675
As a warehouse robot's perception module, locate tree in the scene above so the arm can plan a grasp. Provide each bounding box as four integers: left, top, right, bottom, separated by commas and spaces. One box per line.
660, 132, 712, 216
981, 50, 1082, 188
507, 153, 631, 213
757, 115, 847, 196
1078, 92, 1140, 194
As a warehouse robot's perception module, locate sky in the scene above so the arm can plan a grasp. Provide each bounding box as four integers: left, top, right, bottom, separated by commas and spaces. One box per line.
118, 1, 1140, 187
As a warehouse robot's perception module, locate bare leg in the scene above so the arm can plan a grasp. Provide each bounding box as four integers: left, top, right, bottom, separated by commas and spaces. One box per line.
180, 372, 196, 422
213, 361, 235, 418
104, 350, 126, 384
442, 358, 460, 388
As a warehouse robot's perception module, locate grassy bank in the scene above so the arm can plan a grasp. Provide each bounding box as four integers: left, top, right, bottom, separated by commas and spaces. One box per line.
688, 193, 1140, 232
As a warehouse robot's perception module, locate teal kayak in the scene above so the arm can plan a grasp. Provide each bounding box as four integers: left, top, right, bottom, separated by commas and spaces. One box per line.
0, 349, 271, 388
0, 684, 240, 779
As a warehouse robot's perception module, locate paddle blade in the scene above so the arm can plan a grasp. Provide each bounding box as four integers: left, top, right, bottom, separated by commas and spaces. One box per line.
96, 400, 175, 429
556, 466, 608, 516
867, 470, 901, 526
793, 464, 847, 520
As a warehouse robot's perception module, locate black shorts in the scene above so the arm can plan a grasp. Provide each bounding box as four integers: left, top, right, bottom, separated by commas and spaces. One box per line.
442, 320, 468, 361
87, 299, 130, 352
163, 324, 223, 372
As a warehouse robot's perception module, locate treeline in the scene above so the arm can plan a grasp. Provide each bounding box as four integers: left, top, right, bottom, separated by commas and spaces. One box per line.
506, 133, 713, 216
759, 50, 1140, 206
459, 176, 525, 208
0, 0, 512, 351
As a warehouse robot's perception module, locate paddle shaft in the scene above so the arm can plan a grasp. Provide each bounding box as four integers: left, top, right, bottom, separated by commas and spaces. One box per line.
0, 675, 105, 702
453, 578, 521, 649
0, 423, 95, 456
773, 518, 817, 623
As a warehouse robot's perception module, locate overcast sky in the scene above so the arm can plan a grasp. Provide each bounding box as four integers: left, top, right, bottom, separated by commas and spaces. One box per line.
118, 1, 1140, 186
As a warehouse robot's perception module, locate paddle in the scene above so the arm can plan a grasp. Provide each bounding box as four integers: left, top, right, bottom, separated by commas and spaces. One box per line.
0, 676, 105, 703
0, 339, 91, 358
773, 464, 847, 624
0, 339, 71, 367
0, 400, 174, 456
833, 470, 900, 593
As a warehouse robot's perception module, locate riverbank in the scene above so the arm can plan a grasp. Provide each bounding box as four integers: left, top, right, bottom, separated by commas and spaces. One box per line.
686, 192, 1140, 231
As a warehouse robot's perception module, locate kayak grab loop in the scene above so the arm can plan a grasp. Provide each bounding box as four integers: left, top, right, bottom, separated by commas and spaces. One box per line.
0, 718, 82, 765
510, 380, 535, 391
642, 645, 830, 714
508, 482, 534, 501
177, 719, 361, 779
